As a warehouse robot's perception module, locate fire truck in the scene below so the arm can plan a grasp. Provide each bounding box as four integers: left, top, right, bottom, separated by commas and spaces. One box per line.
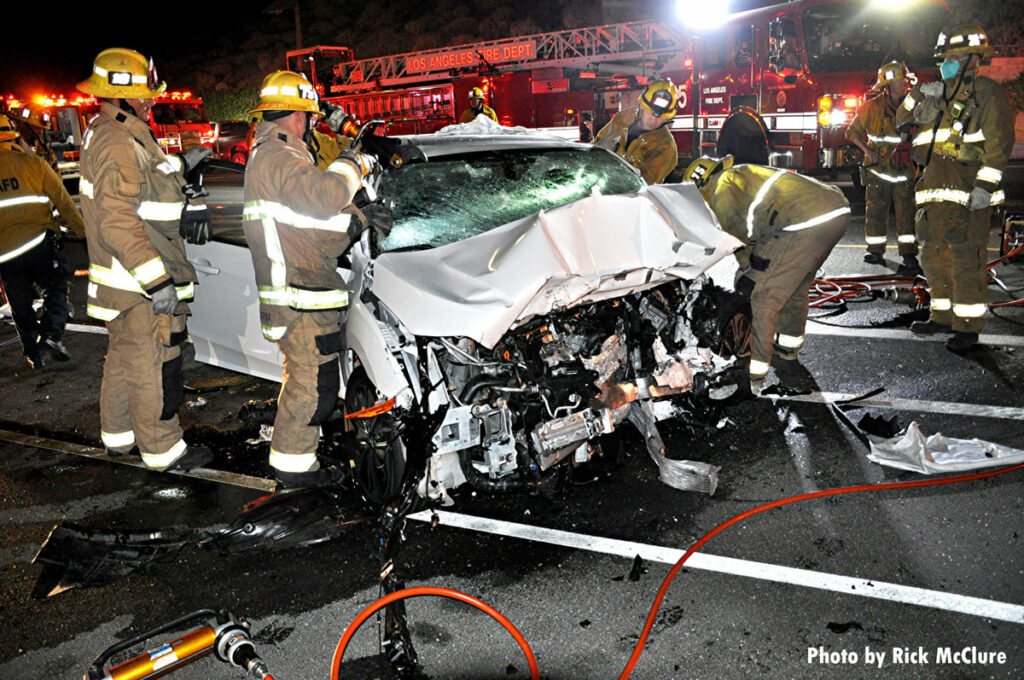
290, 0, 952, 180
9, 91, 217, 189
287, 22, 689, 139
664, 0, 950, 178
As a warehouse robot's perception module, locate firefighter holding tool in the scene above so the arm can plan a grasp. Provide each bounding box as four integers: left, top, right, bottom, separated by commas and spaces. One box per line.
243, 70, 392, 488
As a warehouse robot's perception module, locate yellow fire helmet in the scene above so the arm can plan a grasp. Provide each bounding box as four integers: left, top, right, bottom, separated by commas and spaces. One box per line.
685, 155, 734, 190
0, 113, 20, 142
873, 60, 909, 90
934, 23, 995, 59
469, 87, 485, 100
77, 48, 166, 99
249, 71, 323, 117
638, 79, 680, 121
11, 104, 53, 129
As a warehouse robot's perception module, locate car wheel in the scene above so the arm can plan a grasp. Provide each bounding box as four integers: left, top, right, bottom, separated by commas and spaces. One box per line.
345, 366, 407, 506
231, 150, 248, 166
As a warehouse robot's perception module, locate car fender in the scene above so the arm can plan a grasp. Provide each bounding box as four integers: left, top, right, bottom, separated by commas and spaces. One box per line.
343, 297, 411, 403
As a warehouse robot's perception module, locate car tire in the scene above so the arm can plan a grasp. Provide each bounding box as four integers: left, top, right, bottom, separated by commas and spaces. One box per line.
230, 150, 248, 166
344, 366, 407, 506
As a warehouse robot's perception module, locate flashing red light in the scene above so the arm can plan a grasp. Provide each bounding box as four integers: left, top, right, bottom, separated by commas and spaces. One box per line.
565, 107, 576, 115
684, 58, 693, 69
843, 97, 859, 109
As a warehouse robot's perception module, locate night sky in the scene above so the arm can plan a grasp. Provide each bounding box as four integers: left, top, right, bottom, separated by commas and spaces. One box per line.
1, 1, 270, 95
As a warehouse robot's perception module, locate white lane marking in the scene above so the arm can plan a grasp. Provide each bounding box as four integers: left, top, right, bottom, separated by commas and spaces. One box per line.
408, 510, 1024, 624
0, 429, 276, 492
805, 323, 1024, 347
769, 392, 1024, 421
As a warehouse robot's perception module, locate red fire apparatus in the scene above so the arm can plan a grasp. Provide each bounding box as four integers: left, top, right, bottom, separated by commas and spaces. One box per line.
287, 22, 688, 139
665, 0, 950, 178
7, 91, 217, 189
289, 0, 950, 180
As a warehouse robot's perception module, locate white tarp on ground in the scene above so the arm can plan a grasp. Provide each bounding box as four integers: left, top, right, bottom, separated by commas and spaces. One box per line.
867, 421, 1024, 474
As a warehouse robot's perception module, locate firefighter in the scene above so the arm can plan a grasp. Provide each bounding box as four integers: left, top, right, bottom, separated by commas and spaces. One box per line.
76, 48, 213, 471
847, 61, 920, 275
685, 156, 850, 394
0, 114, 84, 368
7, 104, 59, 170
896, 24, 1014, 352
593, 80, 679, 184
243, 70, 392, 488
458, 87, 498, 124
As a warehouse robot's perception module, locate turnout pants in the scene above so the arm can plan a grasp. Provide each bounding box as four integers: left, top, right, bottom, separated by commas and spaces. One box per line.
916, 201, 990, 333
745, 215, 849, 379
270, 311, 343, 475
0, 234, 71, 360
101, 302, 189, 468
863, 172, 917, 256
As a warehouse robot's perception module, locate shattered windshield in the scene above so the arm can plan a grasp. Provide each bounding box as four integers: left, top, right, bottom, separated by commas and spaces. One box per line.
377, 147, 645, 252
803, 3, 949, 73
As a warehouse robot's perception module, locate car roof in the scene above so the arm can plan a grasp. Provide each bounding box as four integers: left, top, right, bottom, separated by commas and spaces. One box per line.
399, 132, 593, 160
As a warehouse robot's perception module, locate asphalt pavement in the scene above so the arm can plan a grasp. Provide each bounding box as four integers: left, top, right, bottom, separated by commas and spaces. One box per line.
1, 207, 1022, 680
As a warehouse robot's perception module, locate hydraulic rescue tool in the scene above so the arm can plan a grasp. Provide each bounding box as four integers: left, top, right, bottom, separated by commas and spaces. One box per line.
84, 609, 274, 680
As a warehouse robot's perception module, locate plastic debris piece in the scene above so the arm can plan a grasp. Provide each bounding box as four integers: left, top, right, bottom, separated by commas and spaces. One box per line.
31, 523, 193, 598
627, 402, 719, 494
867, 422, 1024, 474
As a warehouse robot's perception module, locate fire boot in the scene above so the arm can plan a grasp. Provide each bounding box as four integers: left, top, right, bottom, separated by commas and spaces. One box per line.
910, 320, 952, 335
946, 331, 979, 353
896, 254, 923, 276
41, 337, 71, 362
162, 445, 214, 472
105, 445, 140, 460
863, 252, 885, 265
275, 465, 339, 490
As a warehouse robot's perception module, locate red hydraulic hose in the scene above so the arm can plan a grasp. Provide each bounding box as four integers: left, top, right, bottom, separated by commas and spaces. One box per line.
617, 461, 1024, 678
330, 585, 540, 680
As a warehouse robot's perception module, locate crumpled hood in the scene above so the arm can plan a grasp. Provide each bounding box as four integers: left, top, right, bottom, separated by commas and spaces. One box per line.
370, 184, 742, 348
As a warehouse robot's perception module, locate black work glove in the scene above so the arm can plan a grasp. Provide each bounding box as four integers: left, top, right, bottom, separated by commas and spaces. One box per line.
362, 202, 393, 238
179, 183, 211, 245
178, 146, 212, 173
358, 131, 401, 161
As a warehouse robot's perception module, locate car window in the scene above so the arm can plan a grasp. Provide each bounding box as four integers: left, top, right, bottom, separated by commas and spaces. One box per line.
377, 147, 644, 252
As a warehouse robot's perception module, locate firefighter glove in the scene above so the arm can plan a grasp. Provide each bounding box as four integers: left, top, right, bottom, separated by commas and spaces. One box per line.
179, 146, 212, 173
363, 202, 393, 238
919, 81, 944, 99
323, 103, 347, 134
179, 190, 211, 245
150, 285, 178, 316
338, 150, 374, 177
967, 186, 992, 211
